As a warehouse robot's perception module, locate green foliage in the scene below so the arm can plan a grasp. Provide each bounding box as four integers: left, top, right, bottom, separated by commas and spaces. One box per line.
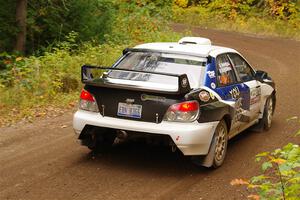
265, 0, 299, 20
1, 0, 299, 53
105, 0, 177, 44
172, 0, 300, 40
249, 143, 300, 200
0, 1, 18, 51
0, 39, 124, 125
26, 0, 118, 54
231, 126, 300, 200
174, 0, 189, 8
0, 0, 173, 54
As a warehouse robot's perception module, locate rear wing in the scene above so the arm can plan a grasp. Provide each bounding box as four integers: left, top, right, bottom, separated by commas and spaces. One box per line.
81, 65, 191, 95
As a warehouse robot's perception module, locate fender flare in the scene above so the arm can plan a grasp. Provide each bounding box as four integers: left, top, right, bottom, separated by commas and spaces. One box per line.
259, 83, 275, 118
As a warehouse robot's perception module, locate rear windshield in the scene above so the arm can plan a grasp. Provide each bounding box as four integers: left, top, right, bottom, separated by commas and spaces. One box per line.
108, 52, 207, 89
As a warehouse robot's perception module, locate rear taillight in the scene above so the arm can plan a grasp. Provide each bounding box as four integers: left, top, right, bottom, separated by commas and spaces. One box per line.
79, 89, 99, 112
163, 100, 199, 122
80, 89, 95, 102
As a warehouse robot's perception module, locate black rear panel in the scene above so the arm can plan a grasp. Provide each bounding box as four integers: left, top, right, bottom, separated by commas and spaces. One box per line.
85, 85, 184, 123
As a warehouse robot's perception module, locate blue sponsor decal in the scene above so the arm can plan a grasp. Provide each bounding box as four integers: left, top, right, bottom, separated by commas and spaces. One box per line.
204, 58, 217, 89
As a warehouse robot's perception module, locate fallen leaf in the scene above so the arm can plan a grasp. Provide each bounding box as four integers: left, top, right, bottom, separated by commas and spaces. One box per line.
248, 194, 260, 200
35, 112, 46, 117
286, 116, 298, 122
248, 184, 260, 189
230, 178, 249, 186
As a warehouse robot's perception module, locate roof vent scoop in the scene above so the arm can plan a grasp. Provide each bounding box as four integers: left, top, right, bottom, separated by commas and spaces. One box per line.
178, 37, 211, 46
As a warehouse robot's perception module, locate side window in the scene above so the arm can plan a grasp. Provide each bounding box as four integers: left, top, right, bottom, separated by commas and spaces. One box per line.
228, 53, 254, 82
216, 54, 237, 87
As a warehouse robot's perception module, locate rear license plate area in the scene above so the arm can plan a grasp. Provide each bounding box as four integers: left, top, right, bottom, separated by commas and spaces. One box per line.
117, 103, 142, 119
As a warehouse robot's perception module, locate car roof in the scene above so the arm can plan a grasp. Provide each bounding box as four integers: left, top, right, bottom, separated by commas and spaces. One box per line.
133, 37, 238, 58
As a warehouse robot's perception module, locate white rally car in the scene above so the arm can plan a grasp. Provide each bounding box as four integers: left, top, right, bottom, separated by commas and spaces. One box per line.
73, 37, 276, 168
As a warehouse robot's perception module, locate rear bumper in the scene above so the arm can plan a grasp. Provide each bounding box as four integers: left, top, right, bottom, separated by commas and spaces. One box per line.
73, 110, 219, 155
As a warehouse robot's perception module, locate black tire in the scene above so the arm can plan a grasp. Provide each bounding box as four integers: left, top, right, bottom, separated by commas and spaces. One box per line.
258, 96, 274, 131
212, 120, 229, 168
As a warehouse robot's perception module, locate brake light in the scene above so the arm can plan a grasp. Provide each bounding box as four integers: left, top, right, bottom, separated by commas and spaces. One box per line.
164, 100, 200, 122
79, 89, 99, 112
80, 89, 95, 102
170, 101, 199, 112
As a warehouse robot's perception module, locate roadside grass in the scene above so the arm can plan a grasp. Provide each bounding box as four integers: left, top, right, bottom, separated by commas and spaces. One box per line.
172, 5, 300, 40
0, 93, 79, 126
0, 42, 123, 126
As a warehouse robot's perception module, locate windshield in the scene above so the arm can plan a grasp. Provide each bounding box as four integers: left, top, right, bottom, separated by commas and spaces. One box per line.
107, 52, 207, 89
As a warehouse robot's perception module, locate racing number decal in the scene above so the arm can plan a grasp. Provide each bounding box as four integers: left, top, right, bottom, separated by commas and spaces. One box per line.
229, 86, 240, 99
226, 85, 251, 123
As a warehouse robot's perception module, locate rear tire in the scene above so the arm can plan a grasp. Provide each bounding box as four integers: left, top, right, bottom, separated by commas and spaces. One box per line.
212, 120, 228, 168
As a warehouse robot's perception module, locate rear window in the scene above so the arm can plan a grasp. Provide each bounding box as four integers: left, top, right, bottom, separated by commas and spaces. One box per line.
108, 51, 207, 89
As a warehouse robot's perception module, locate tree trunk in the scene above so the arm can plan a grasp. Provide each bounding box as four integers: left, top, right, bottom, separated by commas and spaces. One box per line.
256, 0, 265, 8
15, 0, 28, 53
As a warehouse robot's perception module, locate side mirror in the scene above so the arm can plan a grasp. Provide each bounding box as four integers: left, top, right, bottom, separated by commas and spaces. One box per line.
255, 70, 269, 81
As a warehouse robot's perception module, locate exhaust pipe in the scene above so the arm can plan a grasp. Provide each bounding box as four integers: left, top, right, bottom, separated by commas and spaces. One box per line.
113, 130, 128, 145
171, 144, 177, 152
169, 141, 177, 152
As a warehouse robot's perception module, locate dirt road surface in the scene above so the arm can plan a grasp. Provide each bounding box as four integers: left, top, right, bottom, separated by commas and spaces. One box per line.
1, 25, 300, 200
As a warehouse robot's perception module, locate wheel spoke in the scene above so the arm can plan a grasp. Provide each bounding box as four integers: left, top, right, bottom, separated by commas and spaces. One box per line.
214, 124, 227, 162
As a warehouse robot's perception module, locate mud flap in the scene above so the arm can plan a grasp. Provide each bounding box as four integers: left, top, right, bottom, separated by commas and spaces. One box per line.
191, 132, 217, 168
200, 134, 217, 168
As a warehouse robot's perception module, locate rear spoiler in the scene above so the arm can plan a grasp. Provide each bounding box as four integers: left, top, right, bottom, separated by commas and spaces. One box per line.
81, 65, 191, 95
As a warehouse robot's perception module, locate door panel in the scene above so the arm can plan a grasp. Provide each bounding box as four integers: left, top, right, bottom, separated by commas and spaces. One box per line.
243, 80, 261, 120
227, 53, 261, 123
215, 83, 250, 132
214, 54, 250, 133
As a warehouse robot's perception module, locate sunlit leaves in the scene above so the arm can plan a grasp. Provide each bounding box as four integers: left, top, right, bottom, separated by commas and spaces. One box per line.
231, 140, 300, 200
261, 162, 273, 171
